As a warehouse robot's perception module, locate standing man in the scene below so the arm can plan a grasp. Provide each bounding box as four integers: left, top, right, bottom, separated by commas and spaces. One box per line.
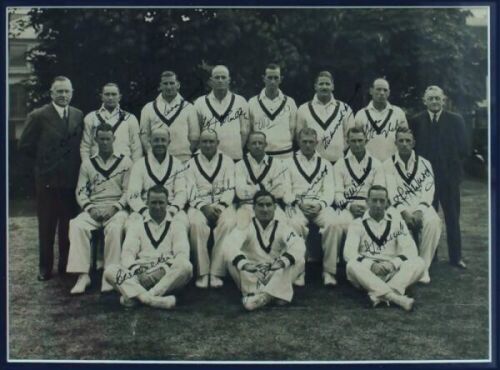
80, 83, 142, 162
409, 86, 468, 269
248, 64, 298, 160
296, 71, 355, 164
225, 190, 306, 311
344, 185, 425, 311
104, 185, 192, 310
284, 128, 338, 287
354, 78, 408, 162
194, 65, 250, 161
67, 123, 132, 294
382, 128, 441, 283
186, 129, 236, 288
18, 76, 84, 281
235, 131, 289, 228
140, 71, 199, 163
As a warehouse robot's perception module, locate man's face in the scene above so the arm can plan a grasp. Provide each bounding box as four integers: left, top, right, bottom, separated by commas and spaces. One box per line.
299, 134, 318, 157
263, 69, 281, 91
50, 80, 73, 107
254, 195, 276, 224
95, 130, 114, 154
423, 90, 445, 113
348, 132, 367, 157
370, 80, 390, 105
367, 189, 388, 218
210, 68, 230, 91
150, 132, 169, 157
101, 85, 121, 110
247, 134, 266, 159
314, 76, 334, 99
147, 191, 168, 220
395, 132, 415, 157
159, 75, 180, 99
199, 132, 219, 158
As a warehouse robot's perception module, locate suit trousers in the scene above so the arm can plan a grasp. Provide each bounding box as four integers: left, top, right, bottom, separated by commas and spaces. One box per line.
433, 177, 462, 264
36, 181, 78, 276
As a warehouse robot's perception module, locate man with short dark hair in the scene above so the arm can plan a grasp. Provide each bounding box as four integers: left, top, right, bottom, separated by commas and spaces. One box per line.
140, 71, 199, 163
81, 82, 142, 161
354, 78, 408, 161
409, 85, 468, 269
225, 190, 306, 311
248, 64, 298, 159
18, 76, 84, 281
344, 185, 425, 311
382, 127, 441, 283
193, 65, 250, 161
296, 71, 355, 163
104, 185, 192, 310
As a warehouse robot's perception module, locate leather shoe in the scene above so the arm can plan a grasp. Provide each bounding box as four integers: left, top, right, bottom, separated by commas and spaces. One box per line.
454, 260, 467, 269
37, 273, 52, 281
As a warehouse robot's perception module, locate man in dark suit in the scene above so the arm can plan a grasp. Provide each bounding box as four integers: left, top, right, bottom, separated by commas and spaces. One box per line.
18, 76, 84, 281
409, 85, 468, 269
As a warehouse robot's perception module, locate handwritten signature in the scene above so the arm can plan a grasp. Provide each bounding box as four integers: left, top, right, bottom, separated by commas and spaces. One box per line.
77, 167, 130, 196
115, 255, 172, 286
361, 221, 407, 255
201, 107, 248, 129
366, 120, 400, 140
391, 161, 434, 206
321, 109, 345, 150
296, 166, 329, 201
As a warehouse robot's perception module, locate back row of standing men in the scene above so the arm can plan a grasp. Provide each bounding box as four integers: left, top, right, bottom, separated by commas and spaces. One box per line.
18, 64, 468, 311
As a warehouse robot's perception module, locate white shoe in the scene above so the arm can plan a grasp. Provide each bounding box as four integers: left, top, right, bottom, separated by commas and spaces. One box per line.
101, 277, 113, 293
120, 296, 139, 308
419, 270, 431, 284
369, 294, 390, 308
323, 272, 337, 287
385, 292, 415, 311
209, 275, 224, 288
149, 295, 176, 310
293, 273, 305, 287
242, 293, 272, 311
195, 275, 209, 289
70, 274, 91, 295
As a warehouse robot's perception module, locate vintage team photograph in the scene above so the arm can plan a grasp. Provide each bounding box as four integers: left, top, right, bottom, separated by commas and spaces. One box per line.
7, 4, 491, 363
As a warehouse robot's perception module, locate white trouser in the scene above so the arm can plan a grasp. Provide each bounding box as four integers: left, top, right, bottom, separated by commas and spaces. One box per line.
104, 259, 192, 299
288, 206, 339, 274
346, 257, 425, 299
67, 210, 128, 273
236, 203, 288, 229
188, 206, 237, 277
331, 208, 356, 261
398, 206, 442, 270
226, 257, 305, 302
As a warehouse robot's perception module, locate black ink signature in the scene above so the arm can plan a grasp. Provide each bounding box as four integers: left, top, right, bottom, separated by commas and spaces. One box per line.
115, 255, 172, 286
77, 167, 130, 196
297, 166, 329, 201
361, 222, 407, 255
201, 108, 249, 129
321, 109, 345, 150
366, 120, 400, 140
391, 161, 434, 206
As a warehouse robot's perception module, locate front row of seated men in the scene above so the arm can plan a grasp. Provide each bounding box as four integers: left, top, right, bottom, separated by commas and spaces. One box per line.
65, 122, 439, 311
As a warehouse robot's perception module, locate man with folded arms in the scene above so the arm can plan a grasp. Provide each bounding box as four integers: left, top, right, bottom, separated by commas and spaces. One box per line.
344, 185, 425, 311
226, 190, 306, 311
235, 131, 289, 228
104, 185, 192, 309
382, 127, 441, 283
186, 129, 236, 288
67, 123, 132, 294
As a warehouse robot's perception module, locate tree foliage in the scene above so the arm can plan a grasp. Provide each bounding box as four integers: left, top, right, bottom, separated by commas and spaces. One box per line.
23, 8, 487, 118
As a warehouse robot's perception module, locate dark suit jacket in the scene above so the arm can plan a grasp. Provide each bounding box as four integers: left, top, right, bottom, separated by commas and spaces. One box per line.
409, 110, 468, 183
18, 103, 84, 189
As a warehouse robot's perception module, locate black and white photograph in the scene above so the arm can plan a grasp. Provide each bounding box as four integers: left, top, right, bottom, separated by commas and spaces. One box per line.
6, 4, 492, 364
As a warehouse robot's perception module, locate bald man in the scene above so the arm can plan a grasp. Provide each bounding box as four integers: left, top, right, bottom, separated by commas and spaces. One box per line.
127, 127, 187, 225
354, 78, 408, 162
186, 129, 236, 288
193, 65, 250, 161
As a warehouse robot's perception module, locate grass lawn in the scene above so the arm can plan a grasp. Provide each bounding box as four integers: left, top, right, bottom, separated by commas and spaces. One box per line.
8, 177, 490, 362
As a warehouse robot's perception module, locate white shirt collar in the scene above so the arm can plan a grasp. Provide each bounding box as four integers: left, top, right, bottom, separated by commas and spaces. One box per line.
367, 101, 392, 112
362, 210, 392, 223
199, 150, 222, 164
254, 216, 279, 233
157, 93, 182, 107
145, 213, 173, 226
98, 105, 120, 117
52, 102, 68, 118
312, 94, 336, 107
427, 110, 443, 122
394, 150, 416, 169
346, 149, 369, 164
147, 149, 171, 166
296, 150, 319, 163
259, 88, 284, 102
247, 153, 270, 167
208, 90, 232, 104
90, 152, 122, 165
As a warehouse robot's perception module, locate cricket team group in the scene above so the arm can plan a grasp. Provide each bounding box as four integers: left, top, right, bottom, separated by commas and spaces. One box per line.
18, 63, 468, 312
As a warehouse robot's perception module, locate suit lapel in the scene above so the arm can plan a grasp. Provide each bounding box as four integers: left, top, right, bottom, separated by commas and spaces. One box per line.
46, 104, 66, 132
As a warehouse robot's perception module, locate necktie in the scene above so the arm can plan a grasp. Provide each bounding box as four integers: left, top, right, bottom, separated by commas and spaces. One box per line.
62, 109, 67, 121
432, 113, 437, 124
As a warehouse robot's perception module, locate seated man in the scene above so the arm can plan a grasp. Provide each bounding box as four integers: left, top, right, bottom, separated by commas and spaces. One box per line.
103, 185, 192, 310
382, 127, 441, 283
235, 131, 289, 228
344, 185, 425, 311
186, 129, 236, 289
67, 123, 132, 294
226, 190, 306, 311
284, 127, 337, 287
